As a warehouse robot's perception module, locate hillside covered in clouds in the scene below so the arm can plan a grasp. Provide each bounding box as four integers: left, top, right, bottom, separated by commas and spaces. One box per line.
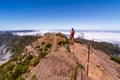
0, 32, 39, 65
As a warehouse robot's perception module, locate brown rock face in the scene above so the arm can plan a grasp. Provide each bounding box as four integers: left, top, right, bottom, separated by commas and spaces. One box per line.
36, 49, 77, 80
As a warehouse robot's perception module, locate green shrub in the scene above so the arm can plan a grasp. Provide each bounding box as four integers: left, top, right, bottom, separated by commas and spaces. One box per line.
36, 45, 40, 49
7, 64, 15, 71
110, 56, 120, 64
32, 57, 40, 66
56, 33, 67, 38
27, 55, 33, 60
12, 65, 28, 79
24, 55, 33, 65
10, 56, 18, 61
71, 67, 77, 80
71, 64, 84, 80
45, 43, 52, 49
78, 64, 85, 70
30, 74, 37, 80
58, 41, 68, 46
1, 64, 15, 75
41, 42, 45, 45
17, 76, 25, 80
39, 51, 48, 58
39, 48, 43, 51
45, 48, 48, 51
1, 74, 14, 80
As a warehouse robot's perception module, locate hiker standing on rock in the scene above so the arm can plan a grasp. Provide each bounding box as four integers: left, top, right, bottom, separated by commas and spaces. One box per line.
70, 28, 75, 45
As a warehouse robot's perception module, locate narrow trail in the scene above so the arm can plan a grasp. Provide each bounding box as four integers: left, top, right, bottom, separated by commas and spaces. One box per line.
70, 43, 120, 80
51, 35, 57, 53
69, 43, 89, 80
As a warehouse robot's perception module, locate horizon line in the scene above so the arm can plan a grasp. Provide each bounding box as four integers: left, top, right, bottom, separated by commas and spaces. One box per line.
1, 29, 120, 32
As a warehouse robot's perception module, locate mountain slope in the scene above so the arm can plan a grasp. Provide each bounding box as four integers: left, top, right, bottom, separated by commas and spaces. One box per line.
0, 33, 120, 80
72, 43, 120, 80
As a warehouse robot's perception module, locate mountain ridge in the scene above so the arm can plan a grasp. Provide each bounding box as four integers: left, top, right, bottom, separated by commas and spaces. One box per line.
0, 33, 120, 80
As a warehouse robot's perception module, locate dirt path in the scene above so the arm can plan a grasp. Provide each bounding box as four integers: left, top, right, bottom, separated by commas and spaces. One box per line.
51, 35, 57, 53
70, 43, 120, 80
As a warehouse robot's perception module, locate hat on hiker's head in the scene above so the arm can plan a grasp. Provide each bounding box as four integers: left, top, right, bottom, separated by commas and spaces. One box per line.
72, 28, 74, 30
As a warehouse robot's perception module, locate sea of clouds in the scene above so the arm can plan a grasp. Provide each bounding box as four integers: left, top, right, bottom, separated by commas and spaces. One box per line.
13, 30, 120, 47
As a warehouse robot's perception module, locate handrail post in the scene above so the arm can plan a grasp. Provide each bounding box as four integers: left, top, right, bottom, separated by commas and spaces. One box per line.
87, 44, 91, 77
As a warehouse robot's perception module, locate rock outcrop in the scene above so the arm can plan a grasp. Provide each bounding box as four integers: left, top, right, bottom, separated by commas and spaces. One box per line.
22, 33, 120, 80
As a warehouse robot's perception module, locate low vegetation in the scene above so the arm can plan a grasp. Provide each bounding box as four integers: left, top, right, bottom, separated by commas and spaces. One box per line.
45, 43, 52, 49
71, 67, 77, 80
0, 63, 28, 80
39, 51, 48, 58
41, 42, 45, 45
71, 64, 85, 80
31, 43, 52, 67
56, 32, 67, 38
58, 41, 66, 46
30, 74, 37, 80
11, 36, 39, 56
32, 57, 40, 66
0, 54, 34, 80
58, 40, 69, 46
110, 56, 120, 64
24, 55, 33, 65
78, 64, 85, 70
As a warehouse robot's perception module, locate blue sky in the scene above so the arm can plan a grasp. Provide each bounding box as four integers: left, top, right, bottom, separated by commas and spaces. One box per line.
0, 0, 120, 30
